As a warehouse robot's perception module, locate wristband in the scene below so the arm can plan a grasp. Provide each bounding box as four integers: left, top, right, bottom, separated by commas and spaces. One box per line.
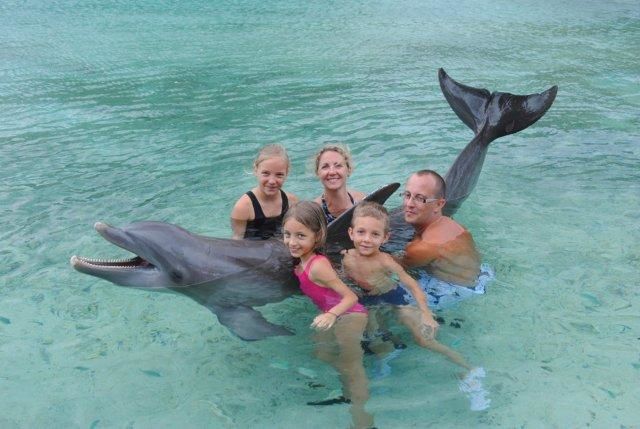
327, 311, 339, 319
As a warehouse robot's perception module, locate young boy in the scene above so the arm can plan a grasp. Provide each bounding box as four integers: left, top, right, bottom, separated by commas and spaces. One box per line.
342, 201, 476, 372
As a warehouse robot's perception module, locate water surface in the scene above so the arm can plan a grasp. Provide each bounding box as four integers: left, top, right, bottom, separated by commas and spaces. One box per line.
1, 0, 639, 427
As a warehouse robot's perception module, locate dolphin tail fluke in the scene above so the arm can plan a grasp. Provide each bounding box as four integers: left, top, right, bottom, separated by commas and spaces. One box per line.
438, 68, 558, 146
210, 304, 294, 341
438, 68, 557, 216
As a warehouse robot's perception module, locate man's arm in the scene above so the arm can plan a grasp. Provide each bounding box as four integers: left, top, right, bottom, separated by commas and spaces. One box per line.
402, 239, 440, 268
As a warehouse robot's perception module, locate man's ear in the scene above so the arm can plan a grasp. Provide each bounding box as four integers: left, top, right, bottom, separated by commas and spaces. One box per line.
435, 198, 446, 212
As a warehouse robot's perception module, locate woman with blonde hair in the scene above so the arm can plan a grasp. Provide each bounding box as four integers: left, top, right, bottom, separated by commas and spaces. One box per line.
313, 143, 366, 223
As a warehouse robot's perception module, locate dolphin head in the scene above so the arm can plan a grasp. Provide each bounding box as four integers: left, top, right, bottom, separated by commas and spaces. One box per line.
70, 221, 195, 287
70, 221, 280, 289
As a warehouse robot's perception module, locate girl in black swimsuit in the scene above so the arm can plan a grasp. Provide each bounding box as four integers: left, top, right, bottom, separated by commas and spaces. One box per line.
230, 144, 298, 240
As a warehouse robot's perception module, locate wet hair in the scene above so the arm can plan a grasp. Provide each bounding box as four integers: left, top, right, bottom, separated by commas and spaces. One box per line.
282, 201, 327, 251
352, 201, 390, 233
413, 169, 446, 199
313, 143, 354, 175
253, 144, 290, 173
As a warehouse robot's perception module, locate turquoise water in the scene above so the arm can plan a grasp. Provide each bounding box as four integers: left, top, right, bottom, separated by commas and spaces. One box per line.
1, 0, 639, 427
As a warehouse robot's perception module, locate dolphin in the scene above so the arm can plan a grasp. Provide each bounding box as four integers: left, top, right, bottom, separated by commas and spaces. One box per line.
70, 183, 399, 341
71, 69, 557, 340
71, 222, 298, 341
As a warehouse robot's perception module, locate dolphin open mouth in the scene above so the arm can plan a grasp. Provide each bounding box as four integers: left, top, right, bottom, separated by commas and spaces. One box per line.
70, 255, 153, 271
70, 222, 157, 274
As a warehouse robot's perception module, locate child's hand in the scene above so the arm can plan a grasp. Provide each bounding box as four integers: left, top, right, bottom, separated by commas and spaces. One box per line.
311, 312, 338, 331
340, 249, 356, 271
420, 313, 439, 340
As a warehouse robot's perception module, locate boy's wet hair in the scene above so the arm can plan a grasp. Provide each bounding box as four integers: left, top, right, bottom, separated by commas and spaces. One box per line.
282, 201, 327, 250
253, 144, 290, 173
352, 201, 389, 233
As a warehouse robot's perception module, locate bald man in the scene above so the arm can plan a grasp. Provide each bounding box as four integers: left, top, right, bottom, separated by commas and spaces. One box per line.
399, 170, 492, 309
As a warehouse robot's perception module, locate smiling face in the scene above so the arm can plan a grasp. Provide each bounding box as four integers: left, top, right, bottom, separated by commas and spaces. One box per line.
255, 157, 288, 197
283, 218, 319, 261
348, 216, 389, 257
403, 173, 445, 227
316, 150, 351, 192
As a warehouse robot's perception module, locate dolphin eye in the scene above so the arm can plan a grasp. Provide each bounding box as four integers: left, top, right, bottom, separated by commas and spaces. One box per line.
170, 270, 184, 282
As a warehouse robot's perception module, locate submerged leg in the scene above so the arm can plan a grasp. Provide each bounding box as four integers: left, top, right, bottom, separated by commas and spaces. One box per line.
396, 306, 471, 370
334, 313, 374, 429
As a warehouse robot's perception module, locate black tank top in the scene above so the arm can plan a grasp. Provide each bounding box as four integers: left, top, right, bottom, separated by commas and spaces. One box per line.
244, 190, 289, 240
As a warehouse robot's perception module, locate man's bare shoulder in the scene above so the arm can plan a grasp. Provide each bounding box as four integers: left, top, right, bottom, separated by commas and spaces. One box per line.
442, 216, 466, 229
422, 216, 468, 243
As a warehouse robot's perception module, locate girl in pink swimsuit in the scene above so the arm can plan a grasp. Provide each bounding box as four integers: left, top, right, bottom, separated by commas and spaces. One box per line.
283, 201, 374, 429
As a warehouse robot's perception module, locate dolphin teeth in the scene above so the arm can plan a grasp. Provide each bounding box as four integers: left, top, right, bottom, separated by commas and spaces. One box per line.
74, 256, 153, 270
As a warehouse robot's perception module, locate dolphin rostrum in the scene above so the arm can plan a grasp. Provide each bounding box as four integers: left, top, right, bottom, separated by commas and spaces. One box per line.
71, 69, 557, 340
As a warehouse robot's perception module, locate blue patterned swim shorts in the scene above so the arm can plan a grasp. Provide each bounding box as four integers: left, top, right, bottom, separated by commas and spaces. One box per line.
406, 263, 494, 311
